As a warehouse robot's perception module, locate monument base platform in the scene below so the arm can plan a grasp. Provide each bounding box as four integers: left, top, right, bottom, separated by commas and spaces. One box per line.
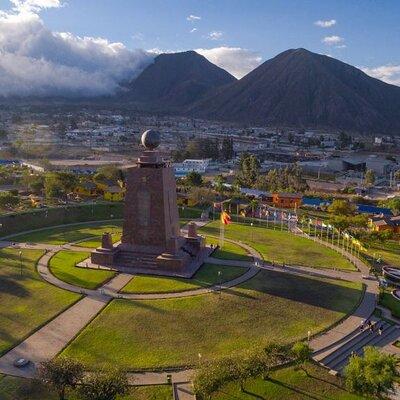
81, 245, 213, 278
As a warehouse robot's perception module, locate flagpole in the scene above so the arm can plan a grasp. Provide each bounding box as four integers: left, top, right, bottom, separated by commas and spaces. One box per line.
219, 219, 225, 248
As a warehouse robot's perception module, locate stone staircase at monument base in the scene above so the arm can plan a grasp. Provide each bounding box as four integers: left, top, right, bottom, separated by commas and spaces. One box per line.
116, 252, 159, 269
314, 320, 400, 374
115, 249, 192, 271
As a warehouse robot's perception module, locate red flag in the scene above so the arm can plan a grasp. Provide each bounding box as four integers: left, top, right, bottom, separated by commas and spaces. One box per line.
221, 211, 232, 225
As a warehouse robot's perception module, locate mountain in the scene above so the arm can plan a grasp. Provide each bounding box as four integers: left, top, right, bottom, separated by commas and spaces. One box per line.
121, 50, 236, 110
190, 48, 400, 133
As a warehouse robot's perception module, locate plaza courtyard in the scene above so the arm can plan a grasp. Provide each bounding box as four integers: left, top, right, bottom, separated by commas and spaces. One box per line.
0, 216, 381, 399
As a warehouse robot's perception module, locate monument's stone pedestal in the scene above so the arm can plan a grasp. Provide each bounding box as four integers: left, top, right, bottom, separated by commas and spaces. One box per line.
91, 130, 206, 276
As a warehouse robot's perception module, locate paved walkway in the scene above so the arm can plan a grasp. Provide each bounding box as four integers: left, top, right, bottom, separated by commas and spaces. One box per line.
295, 232, 380, 357
35, 246, 260, 300
0, 273, 130, 378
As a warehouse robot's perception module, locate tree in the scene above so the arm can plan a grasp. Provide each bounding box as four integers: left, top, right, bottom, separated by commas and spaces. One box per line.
220, 137, 234, 160
291, 342, 312, 373
188, 187, 215, 206
21, 172, 45, 194
256, 164, 307, 193
44, 173, 65, 199
185, 171, 203, 187
345, 346, 397, 398
235, 153, 260, 188
78, 369, 129, 400
329, 215, 351, 230
237, 351, 271, 390
37, 357, 84, 400
194, 345, 290, 399
57, 172, 78, 192
385, 197, 400, 215
327, 199, 356, 216
365, 169, 376, 186
214, 174, 226, 196
94, 165, 120, 183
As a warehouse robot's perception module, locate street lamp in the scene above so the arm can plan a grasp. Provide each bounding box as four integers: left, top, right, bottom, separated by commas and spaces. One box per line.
250, 222, 254, 241
19, 250, 23, 277
218, 270, 222, 295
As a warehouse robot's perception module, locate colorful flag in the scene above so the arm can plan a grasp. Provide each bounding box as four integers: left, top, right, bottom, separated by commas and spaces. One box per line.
221, 211, 232, 225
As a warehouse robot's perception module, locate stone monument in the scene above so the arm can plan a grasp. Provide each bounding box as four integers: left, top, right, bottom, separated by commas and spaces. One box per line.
91, 129, 207, 276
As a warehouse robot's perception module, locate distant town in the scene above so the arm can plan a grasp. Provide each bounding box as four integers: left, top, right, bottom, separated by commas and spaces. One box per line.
0, 105, 399, 197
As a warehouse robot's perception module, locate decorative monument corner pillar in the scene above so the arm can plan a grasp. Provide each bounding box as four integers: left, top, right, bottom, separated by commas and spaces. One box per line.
101, 232, 114, 250
187, 222, 198, 239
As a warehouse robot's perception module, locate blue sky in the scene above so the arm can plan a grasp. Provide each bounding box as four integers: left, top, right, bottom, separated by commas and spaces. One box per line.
36, 0, 400, 66
0, 0, 398, 96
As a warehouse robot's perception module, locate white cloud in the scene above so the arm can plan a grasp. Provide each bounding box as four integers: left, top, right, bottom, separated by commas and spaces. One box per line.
314, 19, 336, 28
8, 0, 62, 14
190, 28, 197, 33
207, 31, 223, 41
0, 2, 152, 96
361, 65, 400, 86
322, 35, 344, 45
186, 14, 201, 22
196, 47, 262, 78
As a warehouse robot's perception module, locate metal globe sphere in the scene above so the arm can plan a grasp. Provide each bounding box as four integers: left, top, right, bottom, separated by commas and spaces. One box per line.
141, 129, 161, 150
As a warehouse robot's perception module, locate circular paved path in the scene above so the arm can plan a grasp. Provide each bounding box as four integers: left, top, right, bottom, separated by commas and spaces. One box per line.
33, 235, 261, 300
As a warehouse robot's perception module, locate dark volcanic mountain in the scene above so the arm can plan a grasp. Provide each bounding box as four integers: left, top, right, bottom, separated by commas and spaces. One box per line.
191, 48, 400, 133
122, 50, 236, 110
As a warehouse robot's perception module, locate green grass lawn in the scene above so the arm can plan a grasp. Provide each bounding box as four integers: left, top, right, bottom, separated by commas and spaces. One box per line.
200, 221, 355, 271
8, 218, 196, 247
0, 249, 80, 355
74, 232, 122, 248
211, 362, 364, 400
369, 240, 400, 268
49, 251, 116, 290
8, 222, 123, 245
0, 374, 172, 400
63, 270, 362, 369
206, 236, 251, 261
122, 263, 246, 294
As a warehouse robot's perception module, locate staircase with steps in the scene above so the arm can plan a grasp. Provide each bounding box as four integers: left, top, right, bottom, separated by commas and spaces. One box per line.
173, 382, 196, 400
115, 251, 159, 269
316, 320, 400, 373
